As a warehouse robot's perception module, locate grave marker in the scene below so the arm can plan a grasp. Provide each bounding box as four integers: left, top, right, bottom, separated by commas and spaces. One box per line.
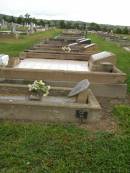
68, 79, 90, 103
11, 22, 16, 33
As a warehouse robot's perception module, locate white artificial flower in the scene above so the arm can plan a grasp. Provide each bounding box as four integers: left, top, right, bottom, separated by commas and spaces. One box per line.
28, 80, 50, 96
47, 85, 51, 90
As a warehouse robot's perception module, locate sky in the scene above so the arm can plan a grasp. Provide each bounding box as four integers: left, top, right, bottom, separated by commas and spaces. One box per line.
0, 0, 130, 26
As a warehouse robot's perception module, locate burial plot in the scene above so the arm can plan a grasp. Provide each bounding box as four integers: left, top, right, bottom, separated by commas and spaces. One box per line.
15, 58, 89, 72
0, 80, 102, 123
23, 50, 92, 61
33, 41, 97, 53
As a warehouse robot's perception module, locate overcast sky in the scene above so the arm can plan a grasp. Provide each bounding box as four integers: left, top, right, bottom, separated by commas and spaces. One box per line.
1, 0, 130, 26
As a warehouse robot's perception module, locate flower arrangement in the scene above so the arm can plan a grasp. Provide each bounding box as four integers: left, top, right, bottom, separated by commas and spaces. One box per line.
28, 80, 51, 96
62, 46, 71, 53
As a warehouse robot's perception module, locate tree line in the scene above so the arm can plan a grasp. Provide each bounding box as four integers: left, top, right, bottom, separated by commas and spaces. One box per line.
88, 22, 129, 34
0, 14, 129, 34
0, 14, 87, 29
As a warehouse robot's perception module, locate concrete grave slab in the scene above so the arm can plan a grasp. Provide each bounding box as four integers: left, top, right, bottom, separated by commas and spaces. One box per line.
15, 58, 89, 72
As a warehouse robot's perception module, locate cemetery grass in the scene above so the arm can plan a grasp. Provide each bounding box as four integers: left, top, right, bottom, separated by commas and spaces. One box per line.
0, 105, 130, 173
0, 29, 61, 57
88, 33, 130, 92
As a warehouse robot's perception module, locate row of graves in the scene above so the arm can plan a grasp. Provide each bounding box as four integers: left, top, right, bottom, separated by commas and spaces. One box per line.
0, 19, 48, 39
0, 30, 127, 123
0, 20, 27, 38
97, 31, 130, 52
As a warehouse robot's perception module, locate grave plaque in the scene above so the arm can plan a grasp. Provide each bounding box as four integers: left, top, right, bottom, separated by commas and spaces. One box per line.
68, 79, 90, 97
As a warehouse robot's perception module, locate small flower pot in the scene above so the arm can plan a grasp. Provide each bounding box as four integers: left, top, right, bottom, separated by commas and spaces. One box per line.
7, 57, 20, 67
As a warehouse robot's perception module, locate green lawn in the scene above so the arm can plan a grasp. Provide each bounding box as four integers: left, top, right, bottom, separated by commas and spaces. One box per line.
0, 29, 61, 57
0, 106, 130, 173
88, 33, 130, 92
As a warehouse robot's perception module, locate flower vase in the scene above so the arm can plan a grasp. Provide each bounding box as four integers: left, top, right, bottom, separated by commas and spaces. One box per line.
28, 91, 43, 101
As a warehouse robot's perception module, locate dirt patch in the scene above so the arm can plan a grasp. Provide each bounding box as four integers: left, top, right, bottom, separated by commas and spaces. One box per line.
78, 96, 130, 132
80, 116, 118, 133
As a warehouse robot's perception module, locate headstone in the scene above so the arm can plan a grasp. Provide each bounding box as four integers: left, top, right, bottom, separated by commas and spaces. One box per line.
79, 38, 91, 44
77, 38, 86, 42
45, 24, 49, 31
89, 51, 116, 72
68, 79, 90, 97
30, 22, 34, 33
1, 19, 5, 29
11, 22, 16, 33
15, 32, 19, 39
68, 43, 78, 47
83, 43, 97, 52
1, 19, 7, 29
0, 54, 9, 67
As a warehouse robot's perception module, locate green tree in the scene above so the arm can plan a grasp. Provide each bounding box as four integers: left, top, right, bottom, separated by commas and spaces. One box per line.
59, 20, 66, 29
101, 26, 108, 32
17, 15, 25, 25
39, 20, 45, 27
80, 23, 86, 30
2, 15, 8, 22
6, 16, 16, 23
114, 27, 122, 34
122, 27, 129, 34
88, 22, 101, 31
65, 21, 72, 29
73, 22, 79, 29
31, 18, 37, 25
25, 13, 31, 25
